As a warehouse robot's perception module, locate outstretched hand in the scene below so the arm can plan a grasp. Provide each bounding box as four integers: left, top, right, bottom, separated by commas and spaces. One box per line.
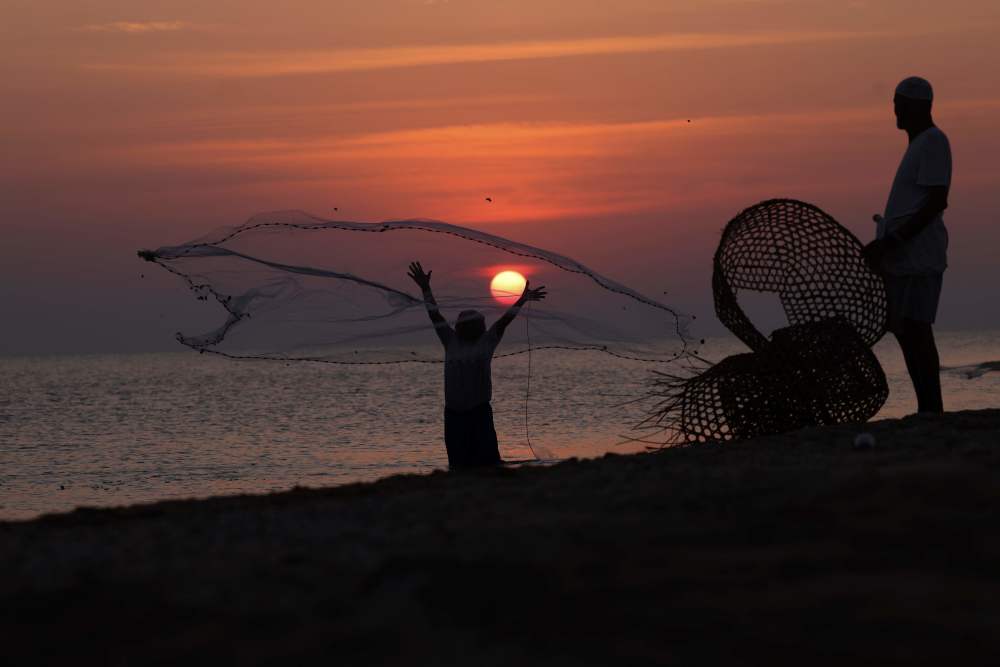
519, 281, 547, 303
407, 261, 432, 290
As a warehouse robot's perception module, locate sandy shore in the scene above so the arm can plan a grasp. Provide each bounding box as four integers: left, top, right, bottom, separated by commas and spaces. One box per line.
2, 409, 999, 665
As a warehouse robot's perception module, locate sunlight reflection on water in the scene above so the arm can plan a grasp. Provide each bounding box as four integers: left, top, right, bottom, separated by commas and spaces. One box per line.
2, 329, 998, 520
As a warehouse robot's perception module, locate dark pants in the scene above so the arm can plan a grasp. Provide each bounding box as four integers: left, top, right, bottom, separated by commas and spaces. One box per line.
893, 319, 943, 414
444, 403, 501, 468
885, 274, 944, 414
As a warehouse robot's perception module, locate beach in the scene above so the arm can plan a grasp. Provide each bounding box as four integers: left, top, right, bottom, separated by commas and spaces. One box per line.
3, 409, 998, 665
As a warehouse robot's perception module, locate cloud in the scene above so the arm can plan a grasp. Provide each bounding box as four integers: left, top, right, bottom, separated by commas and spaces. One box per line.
84, 30, 884, 76
109, 106, 891, 169
77, 21, 190, 34
85, 97, 1000, 173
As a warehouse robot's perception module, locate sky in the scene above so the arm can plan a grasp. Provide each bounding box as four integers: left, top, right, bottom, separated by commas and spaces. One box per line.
2, 0, 999, 355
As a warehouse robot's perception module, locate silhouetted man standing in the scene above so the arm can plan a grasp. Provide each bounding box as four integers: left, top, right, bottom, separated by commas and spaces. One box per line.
865, 76, 951, 414
407, 261, 547, 467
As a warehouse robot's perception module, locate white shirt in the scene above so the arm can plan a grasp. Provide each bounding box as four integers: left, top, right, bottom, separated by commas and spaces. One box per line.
878, 126, 952, 275
443, 328, 501, 411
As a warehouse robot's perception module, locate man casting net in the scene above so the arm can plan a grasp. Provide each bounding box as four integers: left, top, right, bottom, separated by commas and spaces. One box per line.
140, 211, 697, 458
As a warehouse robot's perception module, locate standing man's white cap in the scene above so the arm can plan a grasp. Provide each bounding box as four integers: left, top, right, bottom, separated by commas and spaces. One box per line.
895, 76, 934, 101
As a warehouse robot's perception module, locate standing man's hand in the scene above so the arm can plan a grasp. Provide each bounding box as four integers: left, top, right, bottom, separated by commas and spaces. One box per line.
862, 238, 896, 274
407, 261, 433, 290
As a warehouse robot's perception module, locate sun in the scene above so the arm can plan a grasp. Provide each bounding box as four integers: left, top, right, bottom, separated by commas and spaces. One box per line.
490, 270, 527, 305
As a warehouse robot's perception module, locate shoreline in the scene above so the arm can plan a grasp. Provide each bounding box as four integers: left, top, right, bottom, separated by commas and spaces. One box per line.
3, 409, 999, 664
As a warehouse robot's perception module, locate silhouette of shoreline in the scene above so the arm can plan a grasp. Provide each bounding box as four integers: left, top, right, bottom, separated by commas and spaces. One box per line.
3, 409, 1000, 665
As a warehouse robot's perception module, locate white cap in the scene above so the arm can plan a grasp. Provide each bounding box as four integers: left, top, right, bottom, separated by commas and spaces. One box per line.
895, 76, 933, 101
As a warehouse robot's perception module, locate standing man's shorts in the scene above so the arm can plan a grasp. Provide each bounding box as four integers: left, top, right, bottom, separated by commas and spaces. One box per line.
884, 273, 943, 332
444, 403, 501, 468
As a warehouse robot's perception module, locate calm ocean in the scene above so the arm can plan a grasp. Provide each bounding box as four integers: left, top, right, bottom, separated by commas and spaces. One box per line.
3, 330, 999, 521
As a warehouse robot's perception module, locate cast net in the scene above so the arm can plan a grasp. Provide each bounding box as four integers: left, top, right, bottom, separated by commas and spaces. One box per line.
141, 211, 692, 364
140, 211, 696, 454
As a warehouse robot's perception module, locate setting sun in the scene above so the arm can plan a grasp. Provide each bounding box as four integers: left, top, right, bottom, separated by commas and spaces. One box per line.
489, 270, 527, 305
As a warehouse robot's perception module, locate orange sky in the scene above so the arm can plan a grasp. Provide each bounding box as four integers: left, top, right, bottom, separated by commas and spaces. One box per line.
2, 0, 999, 353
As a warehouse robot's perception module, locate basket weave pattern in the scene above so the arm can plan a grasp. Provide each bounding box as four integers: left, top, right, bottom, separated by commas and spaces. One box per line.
648, 199, 889, 444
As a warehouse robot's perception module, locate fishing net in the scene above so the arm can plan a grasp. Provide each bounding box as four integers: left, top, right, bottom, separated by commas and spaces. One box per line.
140, 211, 696, 453
642, 199, 889, 444
140, 211, 692, 364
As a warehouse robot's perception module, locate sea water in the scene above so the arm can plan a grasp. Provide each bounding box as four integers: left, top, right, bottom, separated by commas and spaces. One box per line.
2, 330, 999, 521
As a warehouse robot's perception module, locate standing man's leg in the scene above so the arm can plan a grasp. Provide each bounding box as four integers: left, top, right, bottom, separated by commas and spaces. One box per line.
888, 274, 944, 415
889, 277, 923, 412
892, 324, 922, 403
906, 319, 943, 413
911, 272, 945, 414
893, 319, 943, 415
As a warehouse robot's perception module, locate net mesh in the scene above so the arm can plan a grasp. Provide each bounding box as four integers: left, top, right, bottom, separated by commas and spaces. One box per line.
642, 199, 889, 444
140, 211, 694, 365
713, 199, 887, 351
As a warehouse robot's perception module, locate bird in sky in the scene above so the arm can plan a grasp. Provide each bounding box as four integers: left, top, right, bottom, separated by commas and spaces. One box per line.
485, 197, 493, 203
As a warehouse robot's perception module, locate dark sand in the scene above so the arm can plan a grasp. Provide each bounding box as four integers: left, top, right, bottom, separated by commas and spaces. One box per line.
3, 410, 999, 665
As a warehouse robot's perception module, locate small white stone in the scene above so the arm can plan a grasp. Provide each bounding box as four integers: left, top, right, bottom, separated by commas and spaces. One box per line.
853, 432, 876, 450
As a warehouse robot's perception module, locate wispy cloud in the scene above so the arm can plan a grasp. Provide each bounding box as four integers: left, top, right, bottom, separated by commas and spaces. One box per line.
88, 97, 1000, 173
111, 106, 892, 168
84, 30, 884, 76
77, 21, 191, 34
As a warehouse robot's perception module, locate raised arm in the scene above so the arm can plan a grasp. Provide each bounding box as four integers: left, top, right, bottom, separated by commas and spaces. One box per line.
491, 281, 547, 341
407, 261, 452, 346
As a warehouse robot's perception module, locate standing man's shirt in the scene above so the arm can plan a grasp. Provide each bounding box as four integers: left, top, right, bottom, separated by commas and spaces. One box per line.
878, 126, 952, 275
443, 328, 501, 412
